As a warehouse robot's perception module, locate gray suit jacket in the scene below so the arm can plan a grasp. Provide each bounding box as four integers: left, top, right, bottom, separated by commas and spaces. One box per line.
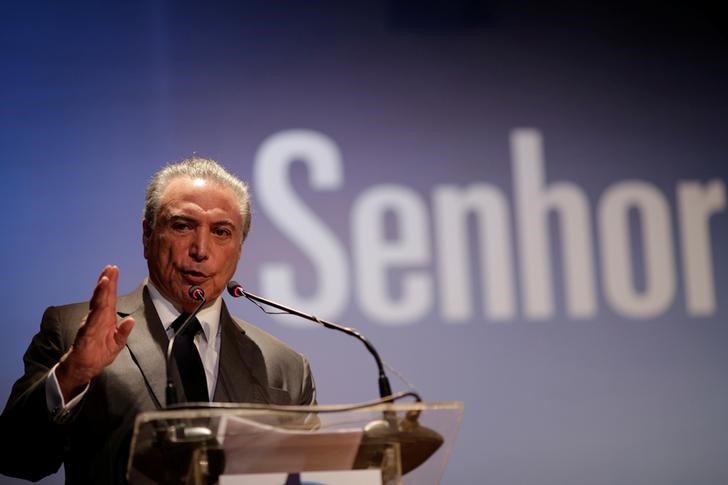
0, 283, 315, 484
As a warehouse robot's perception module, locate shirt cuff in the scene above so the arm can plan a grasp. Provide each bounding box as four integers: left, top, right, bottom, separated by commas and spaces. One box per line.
45, 363, 89, 422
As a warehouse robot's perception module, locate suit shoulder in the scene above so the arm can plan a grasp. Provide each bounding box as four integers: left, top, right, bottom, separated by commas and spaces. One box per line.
41, 300, 91, 328
48, 299, 91, 317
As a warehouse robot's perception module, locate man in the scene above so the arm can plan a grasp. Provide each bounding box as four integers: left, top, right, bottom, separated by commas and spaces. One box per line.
1, 158, 316, 484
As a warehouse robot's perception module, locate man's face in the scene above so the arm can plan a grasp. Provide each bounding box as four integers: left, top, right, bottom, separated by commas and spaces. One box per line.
143, 176, 243, 312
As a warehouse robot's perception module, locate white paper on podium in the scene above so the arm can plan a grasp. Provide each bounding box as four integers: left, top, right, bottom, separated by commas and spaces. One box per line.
217, 415, 364, 475
219, 470, 382, 485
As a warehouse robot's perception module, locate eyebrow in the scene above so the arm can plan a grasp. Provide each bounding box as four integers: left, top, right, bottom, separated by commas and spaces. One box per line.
211, 220, 237, 229
167, 214, 238, 228
167, 214, 196, 223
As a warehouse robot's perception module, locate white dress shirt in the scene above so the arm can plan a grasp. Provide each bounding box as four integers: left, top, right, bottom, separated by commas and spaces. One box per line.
147, 281, 222, 399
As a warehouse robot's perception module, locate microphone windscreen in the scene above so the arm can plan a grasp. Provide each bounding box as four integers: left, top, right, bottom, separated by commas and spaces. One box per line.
226, 281, 243, 297
188, 285, 205, 301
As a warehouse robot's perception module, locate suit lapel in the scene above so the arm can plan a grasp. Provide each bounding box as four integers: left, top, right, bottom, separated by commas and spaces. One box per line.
118, 283, 169, 408
118, 285, 272, 406
213, 303, 271, 404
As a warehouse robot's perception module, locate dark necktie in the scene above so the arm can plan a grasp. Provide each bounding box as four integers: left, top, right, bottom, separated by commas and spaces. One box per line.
171, 313, 209, 402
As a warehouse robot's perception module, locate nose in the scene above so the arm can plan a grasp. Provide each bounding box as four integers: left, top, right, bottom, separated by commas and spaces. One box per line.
189, 229, 210, 261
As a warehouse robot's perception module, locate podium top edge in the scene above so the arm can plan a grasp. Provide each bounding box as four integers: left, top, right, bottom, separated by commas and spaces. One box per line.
135, 400, 464, 422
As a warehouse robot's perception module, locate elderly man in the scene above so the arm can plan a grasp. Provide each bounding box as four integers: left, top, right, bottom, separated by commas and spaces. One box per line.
1, 158, 316, 484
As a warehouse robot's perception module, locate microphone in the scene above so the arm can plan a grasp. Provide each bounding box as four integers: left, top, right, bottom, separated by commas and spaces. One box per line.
154, 287, 225, 484
227, 280, 392, 398
189, 286, 205, 302
226, 280, 444, 474
165, 285, 207, 406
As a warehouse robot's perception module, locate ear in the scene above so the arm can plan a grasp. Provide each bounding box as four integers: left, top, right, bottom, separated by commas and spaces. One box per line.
142, 219, 152, 259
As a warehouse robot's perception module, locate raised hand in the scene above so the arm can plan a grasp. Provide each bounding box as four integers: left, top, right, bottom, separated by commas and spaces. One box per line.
56, 265, 135, 401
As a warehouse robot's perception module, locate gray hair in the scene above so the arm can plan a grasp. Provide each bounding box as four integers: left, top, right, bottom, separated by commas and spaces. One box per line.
144, 157, 252, 241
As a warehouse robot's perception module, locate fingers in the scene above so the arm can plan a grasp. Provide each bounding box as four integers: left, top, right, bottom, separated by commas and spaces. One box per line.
106, 265, 119, 308
58, 266, 130, 398
89, 265, 119, 313
114, 317, 135, 347
86, 266, 122, 342
90, 266, 111, 311
89, 275, 106, 311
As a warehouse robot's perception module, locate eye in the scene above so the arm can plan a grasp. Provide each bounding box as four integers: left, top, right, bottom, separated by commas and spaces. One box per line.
171, 221, 192, 232
213, 227, 232, 238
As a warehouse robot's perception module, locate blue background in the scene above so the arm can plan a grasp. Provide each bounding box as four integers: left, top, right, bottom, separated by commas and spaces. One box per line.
2, 1, 727, 484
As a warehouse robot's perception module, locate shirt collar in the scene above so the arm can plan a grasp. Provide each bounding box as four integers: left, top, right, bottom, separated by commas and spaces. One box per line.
146, 280, 222, 342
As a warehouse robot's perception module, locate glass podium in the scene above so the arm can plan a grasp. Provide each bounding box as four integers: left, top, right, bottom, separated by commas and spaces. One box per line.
128, 401, 464, 485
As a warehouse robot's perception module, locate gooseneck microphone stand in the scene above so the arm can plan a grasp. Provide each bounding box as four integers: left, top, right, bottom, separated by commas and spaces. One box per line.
165, 285, 207, 406
226, 280, 393, 398
153, 285, 225, 485
225, 280, 443, 475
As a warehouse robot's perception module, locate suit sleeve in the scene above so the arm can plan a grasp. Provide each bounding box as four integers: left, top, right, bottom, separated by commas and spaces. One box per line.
0, 306, 76, 480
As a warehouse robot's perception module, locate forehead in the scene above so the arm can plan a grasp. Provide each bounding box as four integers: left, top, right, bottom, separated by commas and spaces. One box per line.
158, 176, 241, 224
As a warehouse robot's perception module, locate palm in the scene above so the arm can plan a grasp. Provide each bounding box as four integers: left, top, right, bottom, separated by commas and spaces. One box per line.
57, 266, 135, 400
